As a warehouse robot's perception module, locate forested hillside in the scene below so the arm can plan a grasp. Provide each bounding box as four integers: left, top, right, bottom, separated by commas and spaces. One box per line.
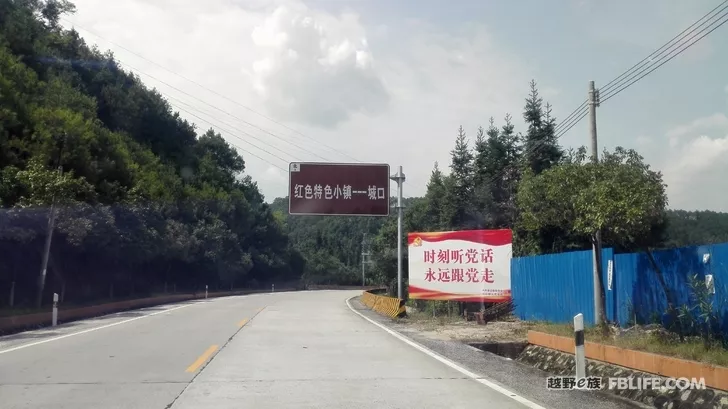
664, 210, 728, 247
0, 0, 303, 308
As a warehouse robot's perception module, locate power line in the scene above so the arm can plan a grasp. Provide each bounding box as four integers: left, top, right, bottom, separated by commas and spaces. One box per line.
554, 104, 588, 135
166, 97, 292, 167
554, 1, 728, 138
169, 100, 289, 170
600, 0, 728, 95
600, 10, 728, 103
483, 3, 728, 214
554, 100, 587, 132
160, 90, 300, 162
114, 59, 332, 163
555, 109, 589, 140
61, 18, 361, 163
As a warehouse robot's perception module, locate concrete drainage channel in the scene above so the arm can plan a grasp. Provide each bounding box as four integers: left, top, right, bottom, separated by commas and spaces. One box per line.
468, 341, 528, 360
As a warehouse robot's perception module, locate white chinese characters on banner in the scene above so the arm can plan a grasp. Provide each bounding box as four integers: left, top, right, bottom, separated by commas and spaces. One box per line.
293, 184, 385, 200
407, 229, 512, 302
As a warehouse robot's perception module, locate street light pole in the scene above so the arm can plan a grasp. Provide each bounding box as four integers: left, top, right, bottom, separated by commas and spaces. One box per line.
389, 166, 406, 299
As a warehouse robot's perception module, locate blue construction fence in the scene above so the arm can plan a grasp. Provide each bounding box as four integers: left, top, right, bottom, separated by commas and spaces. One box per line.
511, 242, 728, 328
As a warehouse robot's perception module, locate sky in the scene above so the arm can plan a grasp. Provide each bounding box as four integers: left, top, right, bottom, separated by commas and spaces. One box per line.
59, 0, 728, 211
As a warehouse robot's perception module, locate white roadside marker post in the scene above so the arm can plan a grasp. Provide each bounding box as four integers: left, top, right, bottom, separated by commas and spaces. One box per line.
574, 313, 586, 379
52, 293, 59, 327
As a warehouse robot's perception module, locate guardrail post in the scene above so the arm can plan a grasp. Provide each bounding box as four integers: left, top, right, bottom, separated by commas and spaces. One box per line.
574, 313, 586, 379
52, 293, 59, 326
272, 284, 275, 292
205, 285, 208, 299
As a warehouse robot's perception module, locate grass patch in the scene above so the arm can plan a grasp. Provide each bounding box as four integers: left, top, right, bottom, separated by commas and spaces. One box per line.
530, 322, 728, 367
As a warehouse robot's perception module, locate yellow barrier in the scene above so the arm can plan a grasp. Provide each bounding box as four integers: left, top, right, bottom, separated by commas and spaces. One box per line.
359, 291, 406, 318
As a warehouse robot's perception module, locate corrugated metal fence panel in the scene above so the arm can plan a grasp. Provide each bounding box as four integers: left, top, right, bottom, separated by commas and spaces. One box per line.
707, 243, 728, 335
512, 242, 728, 329
614, 245, 712, 327
512, 249, 596, 325
613, 252, 641, 326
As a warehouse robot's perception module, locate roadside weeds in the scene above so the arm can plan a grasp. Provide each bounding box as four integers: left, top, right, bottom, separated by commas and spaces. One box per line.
398, 310, 728, 367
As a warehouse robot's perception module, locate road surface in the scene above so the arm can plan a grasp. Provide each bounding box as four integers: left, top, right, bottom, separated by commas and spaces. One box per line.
0, 290, 610, 408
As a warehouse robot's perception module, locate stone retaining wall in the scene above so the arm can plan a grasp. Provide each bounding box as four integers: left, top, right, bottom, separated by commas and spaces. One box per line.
517, 345, 728, 409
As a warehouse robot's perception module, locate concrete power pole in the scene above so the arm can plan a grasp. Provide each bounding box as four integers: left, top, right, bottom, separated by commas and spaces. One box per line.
588, 81, 605, 326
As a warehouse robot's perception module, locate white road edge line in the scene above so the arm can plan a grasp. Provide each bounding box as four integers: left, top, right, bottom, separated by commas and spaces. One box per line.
345, 296, 547, 409
0, 303, 196, 355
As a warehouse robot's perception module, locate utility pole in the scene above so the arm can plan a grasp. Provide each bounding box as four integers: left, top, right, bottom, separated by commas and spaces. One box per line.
389, 166, 406, 299
361, 233, 366, 287
36, 133, 65, 308
588, 81, 605, 326
361, 233, 370, 288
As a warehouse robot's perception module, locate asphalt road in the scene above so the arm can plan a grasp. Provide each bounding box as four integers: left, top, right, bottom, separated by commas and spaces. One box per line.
0, 291, 637, 409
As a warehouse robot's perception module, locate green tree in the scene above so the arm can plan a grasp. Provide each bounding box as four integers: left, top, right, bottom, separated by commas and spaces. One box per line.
418, 162, 447, 231
442, 126, 474, 229
472, 125, 494, 228
665, 210, 728, 247
0, 0, 306, 308
522, 80, 562, 175
499, 113, 521, 227
516, 146, 668, 323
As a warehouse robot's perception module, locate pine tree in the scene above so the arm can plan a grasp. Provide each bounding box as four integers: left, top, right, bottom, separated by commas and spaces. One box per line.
423, 162, 447, 230
472, 125, 493, 228
517, 81, 565, 255
443, 126, 474, 229
499, 113, 521, 227
522, 80, 562, 175
485, 118, 511, 228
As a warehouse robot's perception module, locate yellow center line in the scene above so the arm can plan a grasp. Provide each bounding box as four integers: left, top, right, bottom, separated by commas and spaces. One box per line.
238, 318, 249, 327
185, 345, 219, 373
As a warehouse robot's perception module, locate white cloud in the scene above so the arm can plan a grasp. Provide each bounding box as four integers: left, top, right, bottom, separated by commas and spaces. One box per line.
60, 0, 531, 201
249, 4, 389, 128
665, 113, 728, 139
660, 113, 728, 211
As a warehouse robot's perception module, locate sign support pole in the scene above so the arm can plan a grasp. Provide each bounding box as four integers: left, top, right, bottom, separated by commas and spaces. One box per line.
390, 166, 406, 299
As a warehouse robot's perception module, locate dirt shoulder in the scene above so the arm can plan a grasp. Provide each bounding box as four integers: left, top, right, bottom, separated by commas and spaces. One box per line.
400, 307, 728, 367
399, 308, 534, 343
